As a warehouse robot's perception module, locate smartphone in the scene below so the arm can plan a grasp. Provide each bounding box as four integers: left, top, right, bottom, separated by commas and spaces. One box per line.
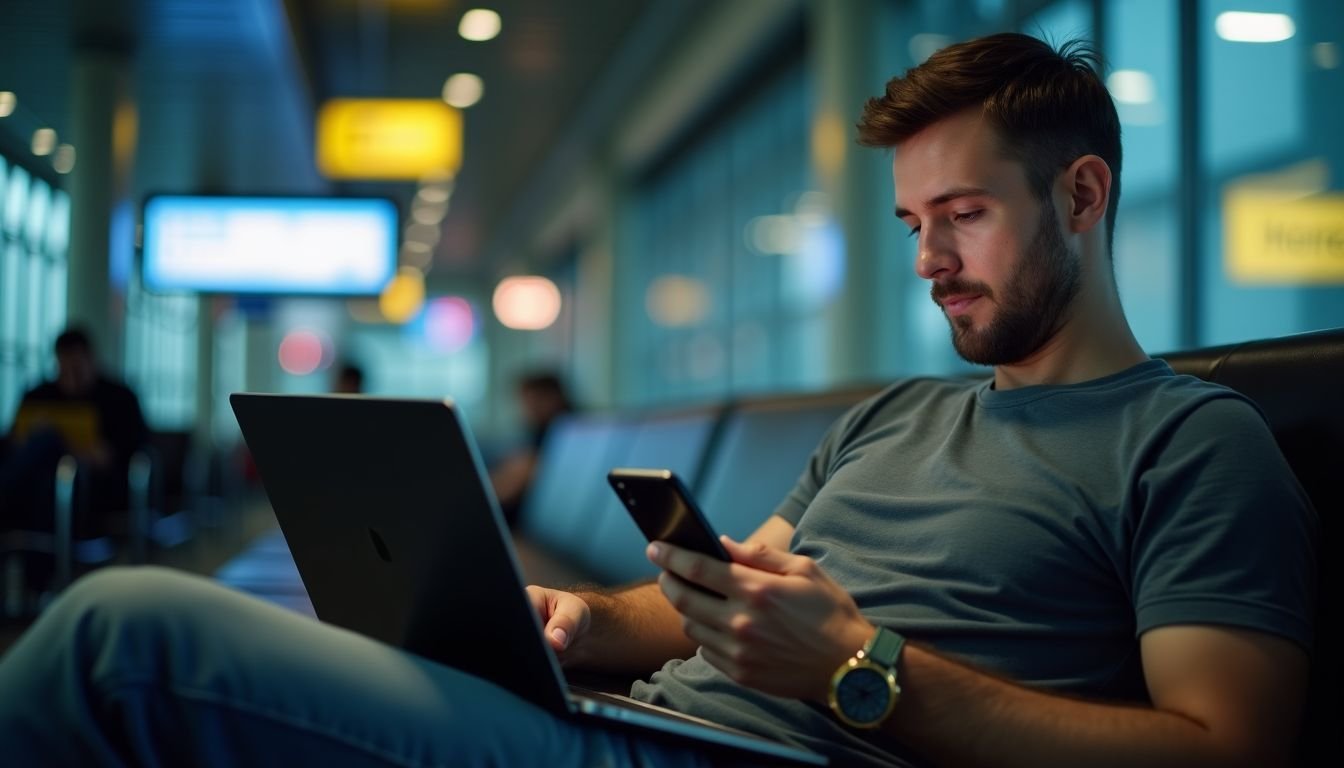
606, 468, 731, 562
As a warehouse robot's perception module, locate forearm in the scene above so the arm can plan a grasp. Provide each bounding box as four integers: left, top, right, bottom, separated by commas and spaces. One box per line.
570, 581, 697, 675
884, 644, 1262, 768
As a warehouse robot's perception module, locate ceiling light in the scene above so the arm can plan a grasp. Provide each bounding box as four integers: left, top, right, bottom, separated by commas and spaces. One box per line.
442, 73, 484, 109
459, 9, 501, 42
416, 183, 453, 204
406, 221, 440, 245
32, 128, 57, 156
0, 92, 15, 118
493, 276, 561, 330
411, 202, 448, 225
1107, 70, 1156, 104
53, 144, 77, 174
1215, 11, 1295, 43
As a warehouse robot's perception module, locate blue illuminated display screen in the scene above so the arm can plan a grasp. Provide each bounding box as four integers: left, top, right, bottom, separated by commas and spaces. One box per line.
142, 195, 399, 296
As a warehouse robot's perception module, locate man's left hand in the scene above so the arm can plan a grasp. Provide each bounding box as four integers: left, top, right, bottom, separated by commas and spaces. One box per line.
647, 537, 874, 702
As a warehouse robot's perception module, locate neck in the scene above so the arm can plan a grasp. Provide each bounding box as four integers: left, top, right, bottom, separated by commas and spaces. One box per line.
992, 277, 1147, 390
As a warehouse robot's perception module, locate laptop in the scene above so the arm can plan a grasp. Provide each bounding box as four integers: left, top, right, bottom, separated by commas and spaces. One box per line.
12, 401, 100, 454
230, 393, 826, 766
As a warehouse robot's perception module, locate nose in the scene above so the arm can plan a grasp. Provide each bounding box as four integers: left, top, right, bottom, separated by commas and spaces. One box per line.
914, 221, 960, 281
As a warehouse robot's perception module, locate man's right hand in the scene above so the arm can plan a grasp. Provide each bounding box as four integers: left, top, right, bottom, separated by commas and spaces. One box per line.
525, 586, 591, 664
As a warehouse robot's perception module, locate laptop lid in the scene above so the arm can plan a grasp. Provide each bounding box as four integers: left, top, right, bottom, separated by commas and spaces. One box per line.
13, 401, 100, 455
229, 393, 572, 714
230, 393, 826, 766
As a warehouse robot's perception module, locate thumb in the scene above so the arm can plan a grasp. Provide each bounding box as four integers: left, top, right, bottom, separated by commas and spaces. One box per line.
543, 593, 586, 652
721, 536, 794, 574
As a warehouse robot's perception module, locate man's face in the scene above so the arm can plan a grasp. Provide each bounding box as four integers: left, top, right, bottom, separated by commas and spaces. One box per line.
56, 348, 96, 395
892, 110, 1080, 366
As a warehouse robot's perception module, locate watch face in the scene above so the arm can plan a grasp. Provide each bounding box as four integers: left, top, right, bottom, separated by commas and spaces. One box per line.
836, 665, 892, 725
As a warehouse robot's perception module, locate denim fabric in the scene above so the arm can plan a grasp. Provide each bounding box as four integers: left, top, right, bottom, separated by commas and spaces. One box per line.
0, 567, 712, 768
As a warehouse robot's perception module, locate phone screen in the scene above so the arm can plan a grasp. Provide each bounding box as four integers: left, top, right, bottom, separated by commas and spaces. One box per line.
607, 468, 731, 562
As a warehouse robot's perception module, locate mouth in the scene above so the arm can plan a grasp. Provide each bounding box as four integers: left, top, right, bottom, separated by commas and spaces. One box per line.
939, 294, 982, 317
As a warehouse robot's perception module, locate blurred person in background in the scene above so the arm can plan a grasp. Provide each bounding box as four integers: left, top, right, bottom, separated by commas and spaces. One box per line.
490, 370, 575, 528
1, 328, 147, 589
331, 361, 366, 395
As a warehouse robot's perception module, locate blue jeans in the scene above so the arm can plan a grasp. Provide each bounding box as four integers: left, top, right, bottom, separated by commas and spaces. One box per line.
0, 567, 713, 767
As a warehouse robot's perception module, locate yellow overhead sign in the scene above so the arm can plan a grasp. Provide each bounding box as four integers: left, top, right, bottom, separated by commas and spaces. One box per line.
317, 99, 462, 181
1225, 190, 1344, 284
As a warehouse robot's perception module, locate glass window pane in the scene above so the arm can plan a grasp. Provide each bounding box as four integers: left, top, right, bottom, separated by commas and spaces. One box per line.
24, 178, 49, 251
1198, 0, 1344, 344
46, 189, 70, 257
1108, 0, 1181, 352
4, 164, 28, 236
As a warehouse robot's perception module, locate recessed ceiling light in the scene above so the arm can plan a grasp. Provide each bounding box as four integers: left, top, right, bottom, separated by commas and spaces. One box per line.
443, 73, 484, 109
1215, 11, 1295, 43
32, 128, 57, 156
459, 9, 501, 42
53, 144, 77, 174
0, 91, 15, 118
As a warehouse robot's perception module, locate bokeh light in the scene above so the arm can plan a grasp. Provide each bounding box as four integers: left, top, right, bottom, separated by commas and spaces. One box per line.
492, 275, 561, 330
459, 9, 502, 42
278, 330, 325, 375
424, 296, 476, 352
379, 267, 426, 324
645, 275, 709, 327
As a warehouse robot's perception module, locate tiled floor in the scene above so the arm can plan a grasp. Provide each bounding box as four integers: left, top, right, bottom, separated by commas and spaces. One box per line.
0, 496, 283, 657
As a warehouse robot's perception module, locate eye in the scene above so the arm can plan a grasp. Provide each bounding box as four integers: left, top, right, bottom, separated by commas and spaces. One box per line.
905, 225, 921, 239
953, 210, 984, 224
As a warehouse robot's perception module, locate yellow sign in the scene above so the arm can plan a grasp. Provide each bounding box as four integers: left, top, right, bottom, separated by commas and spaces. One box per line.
317, 99, 462, 180
1225, 190, 1344, 283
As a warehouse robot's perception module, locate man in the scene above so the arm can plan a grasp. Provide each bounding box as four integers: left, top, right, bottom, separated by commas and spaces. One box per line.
0, 327, 147, 536
491, 370, 575, 527
331, 361, 366, 395
0, 34, 1314, 767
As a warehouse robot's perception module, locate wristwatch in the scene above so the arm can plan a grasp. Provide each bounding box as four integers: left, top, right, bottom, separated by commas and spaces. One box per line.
827, 626, 905, 729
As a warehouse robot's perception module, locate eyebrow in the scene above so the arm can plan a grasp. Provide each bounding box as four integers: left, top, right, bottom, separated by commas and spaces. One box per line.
893, 186, 993, 219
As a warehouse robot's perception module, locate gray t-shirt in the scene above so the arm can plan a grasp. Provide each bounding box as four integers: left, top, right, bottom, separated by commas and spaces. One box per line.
630, 360, 1317, 767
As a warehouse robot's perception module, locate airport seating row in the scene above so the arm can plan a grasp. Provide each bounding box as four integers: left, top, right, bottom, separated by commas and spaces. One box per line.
214, 327, 1341, 764
1, 431, 236, 615
500, 326, 1344, 765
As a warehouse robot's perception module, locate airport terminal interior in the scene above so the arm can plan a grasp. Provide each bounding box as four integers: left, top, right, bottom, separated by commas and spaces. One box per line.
0, 0, 1341, 761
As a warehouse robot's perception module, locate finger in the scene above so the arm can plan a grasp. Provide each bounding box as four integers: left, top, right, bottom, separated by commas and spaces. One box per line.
681, 616, 737, 658
721, 536, 795, 574
524, 585, 549, 618
542, 593, 585, 651
658, 571, 731, 630
698, 644, 742, 683
648, 541, 735, 595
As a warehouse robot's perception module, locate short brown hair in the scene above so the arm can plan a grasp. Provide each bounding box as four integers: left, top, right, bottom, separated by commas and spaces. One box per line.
857, 33, 1122, 249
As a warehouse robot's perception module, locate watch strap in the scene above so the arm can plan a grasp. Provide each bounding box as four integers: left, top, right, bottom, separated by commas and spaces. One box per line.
864, 626, 905, 670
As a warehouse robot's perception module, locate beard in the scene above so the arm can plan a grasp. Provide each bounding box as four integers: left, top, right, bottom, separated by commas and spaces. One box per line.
932, 203, 1081, 366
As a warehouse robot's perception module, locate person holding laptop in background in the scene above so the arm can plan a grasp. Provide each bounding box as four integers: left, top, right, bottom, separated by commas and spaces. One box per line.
1, 327, 147, 539
0, 33, 1315, 768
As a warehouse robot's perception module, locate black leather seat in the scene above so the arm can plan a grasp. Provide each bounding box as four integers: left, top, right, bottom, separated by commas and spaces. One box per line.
1160, 327, 1342, 766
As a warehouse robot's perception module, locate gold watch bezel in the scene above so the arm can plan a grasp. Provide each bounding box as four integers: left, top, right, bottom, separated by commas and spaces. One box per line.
827, 653, 900, 729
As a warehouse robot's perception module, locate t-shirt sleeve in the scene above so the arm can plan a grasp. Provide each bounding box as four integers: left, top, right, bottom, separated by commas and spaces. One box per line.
1131, 395, 1318, 651
772, 398, 875, 527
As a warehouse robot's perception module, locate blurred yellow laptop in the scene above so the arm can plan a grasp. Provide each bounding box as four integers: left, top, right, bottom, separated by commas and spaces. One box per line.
11, 401, 101, 455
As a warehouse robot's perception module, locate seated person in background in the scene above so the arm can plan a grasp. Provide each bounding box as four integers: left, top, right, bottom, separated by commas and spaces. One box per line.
0, 327, 148, 538
0, 34, 1317, 768
331, 361, 365, 394
490, 369, 574, 528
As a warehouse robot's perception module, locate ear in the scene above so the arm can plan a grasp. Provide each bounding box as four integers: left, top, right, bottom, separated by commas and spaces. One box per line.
1061, 154, 1111, 235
